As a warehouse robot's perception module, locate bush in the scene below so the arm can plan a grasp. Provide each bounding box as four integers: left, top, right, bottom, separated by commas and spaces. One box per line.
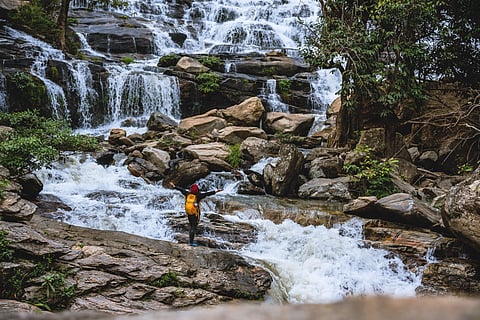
343, 145, 399, 198
196, 72, 221, 94
0, 231, 14, 262
158, 54, 180, 67
121, 56, 135, 64
0, 110, 98, 176
7, 72, 46, 109
227, 144, 241, 169
198, 55, 221, 69
8, 0, 60, 46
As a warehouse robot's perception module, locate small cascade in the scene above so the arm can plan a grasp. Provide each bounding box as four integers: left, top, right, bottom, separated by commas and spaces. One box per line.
225, 60, 237, 73
106, 64, 181, 125
6, 27, 70, 119
70, 61, 98, 128
308, 68, 342, 134
0, 73, 7, 111
262, 79, 289, 113
77, 32, 106, 58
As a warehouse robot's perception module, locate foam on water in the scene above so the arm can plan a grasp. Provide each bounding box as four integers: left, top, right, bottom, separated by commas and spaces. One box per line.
239, 218, 421, 303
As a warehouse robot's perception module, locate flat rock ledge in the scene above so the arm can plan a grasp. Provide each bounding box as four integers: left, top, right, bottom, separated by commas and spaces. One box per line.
2, 296, 480, 320
0, 214, 271, 314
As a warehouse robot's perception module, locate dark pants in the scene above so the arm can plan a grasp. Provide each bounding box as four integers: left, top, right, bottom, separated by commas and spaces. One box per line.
187, 214, 199, 244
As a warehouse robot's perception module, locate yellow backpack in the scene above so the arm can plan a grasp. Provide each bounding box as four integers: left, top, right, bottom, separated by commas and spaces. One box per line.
185, 193, 199, 216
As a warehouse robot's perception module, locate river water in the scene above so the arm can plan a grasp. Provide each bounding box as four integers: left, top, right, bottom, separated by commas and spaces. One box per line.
11, 0, 423, 304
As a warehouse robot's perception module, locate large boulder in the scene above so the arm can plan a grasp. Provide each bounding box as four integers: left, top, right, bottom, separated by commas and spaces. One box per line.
344, 193, 443, 230
0, 192, 37, 222
1, 214, 272, 314
178, 113, 227, 137
443, 166, 480, 252
263, 144, 304, 197
219, 97, 265, 127
298, 177, 352, 201
217, 126, 267, 145
240, 137, 281, 164
263, 112, 314, 136
175, 56, 210, 74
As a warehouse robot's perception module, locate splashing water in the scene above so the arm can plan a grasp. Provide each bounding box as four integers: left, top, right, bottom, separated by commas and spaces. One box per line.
37, 154, 176, 240
240, 218, 421, 303
38, 154, 421, 304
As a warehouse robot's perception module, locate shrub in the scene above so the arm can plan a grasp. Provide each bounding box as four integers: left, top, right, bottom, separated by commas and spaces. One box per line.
343, 145, 399, 198
121, 56, 135, 64
158, 54, 180, 67
277, 79, 291, 94
0, 110, 98, 176
9, 0, 60, 46
196, 72, 221, 94
0, 231, 14, 262
7, 72, 46, 109
152, 270, 179, 287
198, 55, 221, 69
227, 143, 241, 169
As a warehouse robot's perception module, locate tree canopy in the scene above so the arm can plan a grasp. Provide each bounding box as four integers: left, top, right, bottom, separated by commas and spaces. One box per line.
300, 0, 480, 149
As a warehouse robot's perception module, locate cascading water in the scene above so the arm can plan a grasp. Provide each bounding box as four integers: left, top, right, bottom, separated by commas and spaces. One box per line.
105, 63, 181, 126
22, 0, 424, 304
308, 68, 343, 134
5, 27, 70, 119
262, 79, 289, 113
0, 73, 7, 111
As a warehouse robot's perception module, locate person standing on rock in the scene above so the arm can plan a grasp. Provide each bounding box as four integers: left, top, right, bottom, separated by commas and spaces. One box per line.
169, 181, 222, 246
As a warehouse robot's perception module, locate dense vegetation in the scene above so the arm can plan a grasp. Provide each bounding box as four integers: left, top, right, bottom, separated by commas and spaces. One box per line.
0, 110, 98, 177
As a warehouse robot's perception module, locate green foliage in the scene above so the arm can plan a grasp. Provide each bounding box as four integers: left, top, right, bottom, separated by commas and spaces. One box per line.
198, 55, 221, 69
86, 0, 128, 10
121, 56, 135, 64
1, 268, 24, 299
227, 143, 242, 169
0, 231, 14, 262
277, 79, 292, 94
343, 145, 399, 198
9, 0, 60, 46
196, 72, 221, 94
158, 54, 181, 67
35, 271, 75, 310
7, 72, 46, 109
0, 110, 98, 176
261, 67, 277, 76
0, 179, 8, 199
274, 132, 304, 145
457, 163, 474, 175
301, 0, 432, 116
152, 270, 180, 287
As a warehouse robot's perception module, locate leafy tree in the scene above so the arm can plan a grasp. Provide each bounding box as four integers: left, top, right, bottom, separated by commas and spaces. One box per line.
430, 0, 480, 84
300, 0, 479, 154
0, 110, 98, 176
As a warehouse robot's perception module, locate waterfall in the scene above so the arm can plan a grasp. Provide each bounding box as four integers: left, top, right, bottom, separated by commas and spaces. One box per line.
262, 79, 289, 113
5, 27, 70, 119
70, 61, 98, 128
0, 73, 7, 111
106, 64, 181, 125
308, 68, 342, 134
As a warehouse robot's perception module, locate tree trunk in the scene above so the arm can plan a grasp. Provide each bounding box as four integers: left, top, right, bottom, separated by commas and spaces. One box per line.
57, 0, 70, 51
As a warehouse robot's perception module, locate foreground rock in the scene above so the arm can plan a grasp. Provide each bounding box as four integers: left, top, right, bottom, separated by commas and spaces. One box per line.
443, 166, 480, 253
3, 296, 480, 320
0, 214, 271, 314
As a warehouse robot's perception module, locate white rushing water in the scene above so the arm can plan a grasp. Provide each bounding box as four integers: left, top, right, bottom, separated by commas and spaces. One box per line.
37, 152, 422, 304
